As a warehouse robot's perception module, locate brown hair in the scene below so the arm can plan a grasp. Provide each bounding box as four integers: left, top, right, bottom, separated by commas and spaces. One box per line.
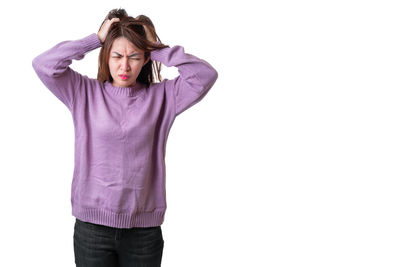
97, 8, 170, 87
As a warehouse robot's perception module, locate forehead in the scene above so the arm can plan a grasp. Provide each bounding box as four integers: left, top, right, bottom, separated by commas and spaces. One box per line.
110, 37, 143, 54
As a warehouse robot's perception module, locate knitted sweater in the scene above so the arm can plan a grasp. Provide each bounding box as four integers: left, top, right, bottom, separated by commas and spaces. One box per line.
32, 33, 218, 228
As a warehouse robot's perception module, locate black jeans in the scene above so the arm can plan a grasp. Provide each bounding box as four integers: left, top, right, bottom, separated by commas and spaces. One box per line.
73, 218, 164, 267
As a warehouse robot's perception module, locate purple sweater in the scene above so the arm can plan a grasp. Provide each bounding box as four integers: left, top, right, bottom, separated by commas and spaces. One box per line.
32, 33, 218, 228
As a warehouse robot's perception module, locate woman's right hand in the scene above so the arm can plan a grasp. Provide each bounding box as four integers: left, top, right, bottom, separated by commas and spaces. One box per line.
97, 18, 120, 44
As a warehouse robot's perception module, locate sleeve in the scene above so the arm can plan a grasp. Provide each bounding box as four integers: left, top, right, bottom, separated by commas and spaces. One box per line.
150, 44, 218, 116
32, 33, 102, 111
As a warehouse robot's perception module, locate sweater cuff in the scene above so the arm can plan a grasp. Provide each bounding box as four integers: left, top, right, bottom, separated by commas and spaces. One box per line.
81, 33, 102, 52
150, 46, 170, 61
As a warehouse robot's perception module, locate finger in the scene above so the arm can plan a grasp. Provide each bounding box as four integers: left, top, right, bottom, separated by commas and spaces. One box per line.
105, 18, 119, 23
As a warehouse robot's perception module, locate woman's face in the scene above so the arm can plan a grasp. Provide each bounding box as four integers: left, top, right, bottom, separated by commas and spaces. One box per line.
108, 37, 149, 87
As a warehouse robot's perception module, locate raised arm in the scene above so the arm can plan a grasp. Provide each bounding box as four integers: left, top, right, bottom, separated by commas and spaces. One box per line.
32, 33, 102, 111
150, 45, 218, 116
32, 18, 119, 111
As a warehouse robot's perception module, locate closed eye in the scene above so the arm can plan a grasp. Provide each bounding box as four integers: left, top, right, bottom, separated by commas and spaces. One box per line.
112, 57, 140, 60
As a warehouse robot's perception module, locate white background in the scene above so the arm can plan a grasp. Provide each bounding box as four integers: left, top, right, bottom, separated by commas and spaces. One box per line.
1, 0, 399, 266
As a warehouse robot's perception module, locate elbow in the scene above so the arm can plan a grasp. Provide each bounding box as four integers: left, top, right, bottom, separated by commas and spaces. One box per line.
205, 67, 218, 90
32, 55, 43, 74
32, 57, 42, 78
184, 64, 218, 93
32, 55, 63, 78
32, 57, 38, 71
211, 68, 218, 84
196, 64, 218, 89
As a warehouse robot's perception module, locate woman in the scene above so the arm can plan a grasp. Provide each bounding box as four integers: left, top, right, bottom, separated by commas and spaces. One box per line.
32, 8, 218, 267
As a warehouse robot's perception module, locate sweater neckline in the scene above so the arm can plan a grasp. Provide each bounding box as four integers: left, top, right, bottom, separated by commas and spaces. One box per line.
104, 81, 146, 97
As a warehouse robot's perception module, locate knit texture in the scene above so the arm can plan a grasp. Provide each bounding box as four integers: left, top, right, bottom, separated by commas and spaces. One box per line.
32, 33, 218, 228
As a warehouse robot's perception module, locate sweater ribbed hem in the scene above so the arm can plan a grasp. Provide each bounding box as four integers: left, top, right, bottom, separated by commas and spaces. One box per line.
72, 206, 166, 229
150, 45, 172, 62
81, 33, 102, 52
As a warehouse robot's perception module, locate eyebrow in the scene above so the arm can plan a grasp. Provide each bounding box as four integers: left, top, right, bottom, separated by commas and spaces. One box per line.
112, 52, 141, 57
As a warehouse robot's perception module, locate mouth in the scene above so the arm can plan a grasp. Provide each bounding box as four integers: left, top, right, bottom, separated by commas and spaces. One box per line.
119, 74, 129, 80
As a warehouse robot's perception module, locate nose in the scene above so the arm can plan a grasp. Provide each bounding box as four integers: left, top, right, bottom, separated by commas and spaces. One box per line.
121, 58, 130, 71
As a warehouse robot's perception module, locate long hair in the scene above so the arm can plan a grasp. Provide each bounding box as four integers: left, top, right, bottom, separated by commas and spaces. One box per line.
97, 8, 170, 87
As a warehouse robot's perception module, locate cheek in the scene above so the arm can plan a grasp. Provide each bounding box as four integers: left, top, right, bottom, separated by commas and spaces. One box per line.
108, 61, 117, 71
131, 62, 144, 71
